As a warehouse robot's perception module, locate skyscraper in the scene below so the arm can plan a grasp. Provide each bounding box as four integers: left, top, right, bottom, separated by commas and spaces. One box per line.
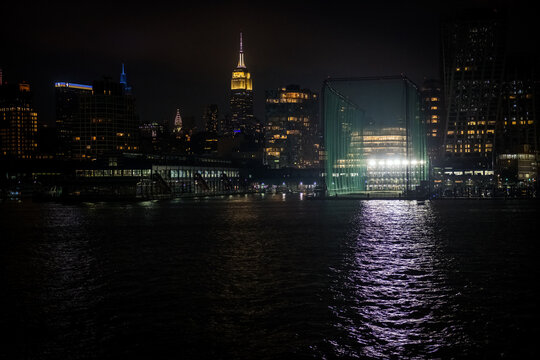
441, 9, 506, 169
0, 81, 38, 159
173, 108, 183, 135
264, 85, 320, 169
55, 82, 93, 157
119, 63, 132, 95
73, 77, 139, 160
230, 32, 255, 135
203, 104, 219, 133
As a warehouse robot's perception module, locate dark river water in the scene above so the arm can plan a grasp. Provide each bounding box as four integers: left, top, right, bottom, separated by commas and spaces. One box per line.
1, 196, 538, 359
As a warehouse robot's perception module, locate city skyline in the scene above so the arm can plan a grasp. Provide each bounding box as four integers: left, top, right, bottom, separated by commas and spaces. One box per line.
1, 1, 535, 127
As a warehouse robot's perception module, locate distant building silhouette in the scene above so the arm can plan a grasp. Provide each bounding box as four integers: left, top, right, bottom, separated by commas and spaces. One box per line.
203, 104, 219, 133
0, 81, 38, 159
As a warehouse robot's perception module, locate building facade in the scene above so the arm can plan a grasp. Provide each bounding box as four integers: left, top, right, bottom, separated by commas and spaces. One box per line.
264, 85, 320, 169
55, 82, 93, 157
203, 104, 219, 133
73, 78, 139, 160
496, 56, 539, 191
420, 79, 443, 162
441, 9, 506, 167
0, 82, 38, 159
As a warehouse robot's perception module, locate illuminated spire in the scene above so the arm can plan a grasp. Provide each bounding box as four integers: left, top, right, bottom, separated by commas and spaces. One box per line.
237, 32, 246, 68
120, 63, 127, 87
173, 108, 182, 132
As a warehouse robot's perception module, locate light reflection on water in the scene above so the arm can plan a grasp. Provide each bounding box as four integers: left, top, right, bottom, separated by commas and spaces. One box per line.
327, 201, 465, 358
0, 197, 538, 359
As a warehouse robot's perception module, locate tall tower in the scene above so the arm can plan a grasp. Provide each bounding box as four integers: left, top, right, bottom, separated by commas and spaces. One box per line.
173, 108, 183, 133
230, 32, 254, 134
119, 63, 132, 94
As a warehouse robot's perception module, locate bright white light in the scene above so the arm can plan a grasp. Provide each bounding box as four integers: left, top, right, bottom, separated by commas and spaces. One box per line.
368, 159, 376, 167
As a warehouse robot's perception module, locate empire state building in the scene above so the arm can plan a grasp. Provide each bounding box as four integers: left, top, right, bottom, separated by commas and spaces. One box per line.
230, 32, 255, 134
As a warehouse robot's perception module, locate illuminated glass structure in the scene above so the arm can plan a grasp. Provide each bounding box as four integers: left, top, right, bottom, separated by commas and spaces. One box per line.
323, 76, 427, 196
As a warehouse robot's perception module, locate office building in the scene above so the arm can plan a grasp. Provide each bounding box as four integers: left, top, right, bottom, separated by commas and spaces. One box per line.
55, 82, 93, 157
0, 81, 38, 159
73, 77, 139, 160
264, 85, 320, 169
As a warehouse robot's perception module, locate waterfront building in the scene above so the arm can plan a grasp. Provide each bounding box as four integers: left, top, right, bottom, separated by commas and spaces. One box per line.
230, 33, 256, 135
73, 77, 139, 160
55, 82, 93, 157
72, 154, 242, 199
323, 76, 427, 196
0, 81, 38, 159
496, 56, 539, 191
264, 85, 320, 169
441, 9, 506, 168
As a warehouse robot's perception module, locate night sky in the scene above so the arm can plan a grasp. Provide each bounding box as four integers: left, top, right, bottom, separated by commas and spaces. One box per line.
1, 0, 535, 127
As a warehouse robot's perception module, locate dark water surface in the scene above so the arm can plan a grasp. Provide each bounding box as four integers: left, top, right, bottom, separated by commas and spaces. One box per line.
1, 196, 538, 359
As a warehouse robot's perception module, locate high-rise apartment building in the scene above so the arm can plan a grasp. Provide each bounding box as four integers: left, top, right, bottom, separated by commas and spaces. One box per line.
264, 85, 319, 169
0, 82, 38, 159
441, 9, 506, 167
230, 33, 255, 135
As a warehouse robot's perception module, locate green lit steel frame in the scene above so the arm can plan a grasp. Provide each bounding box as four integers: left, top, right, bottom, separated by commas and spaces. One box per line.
323, 76, 428, 196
